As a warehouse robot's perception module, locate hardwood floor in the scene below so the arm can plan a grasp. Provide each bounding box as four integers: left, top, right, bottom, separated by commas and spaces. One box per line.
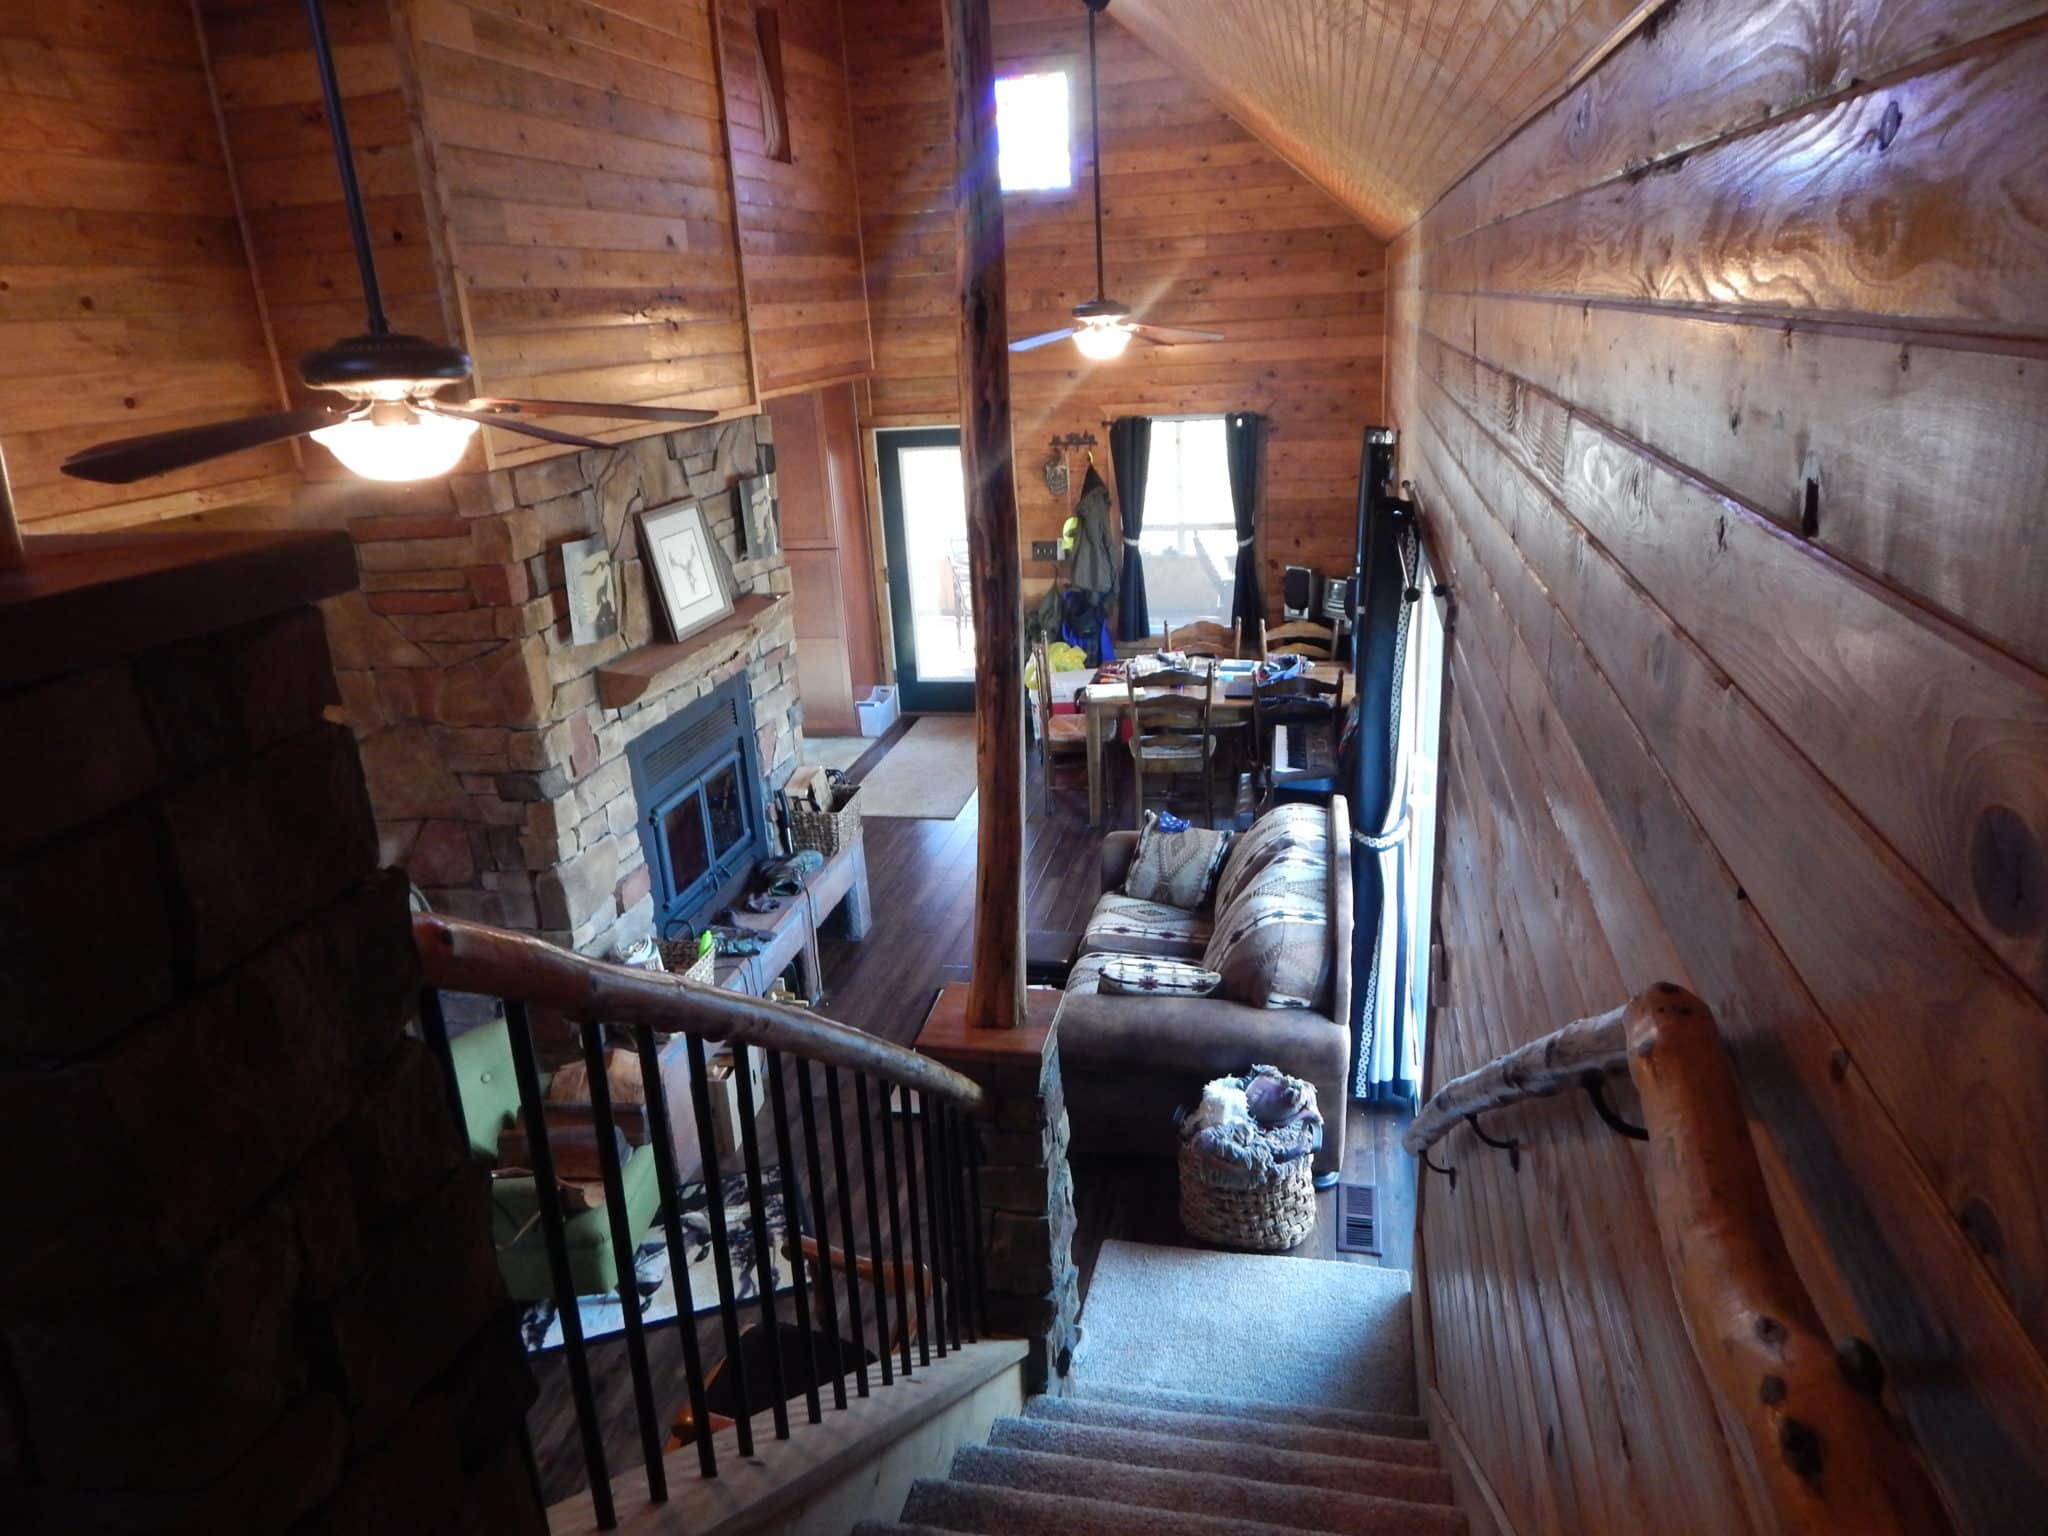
523, 720, 1416, 1505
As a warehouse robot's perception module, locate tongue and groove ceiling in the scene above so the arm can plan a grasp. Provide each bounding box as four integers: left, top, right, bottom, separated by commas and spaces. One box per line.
1108, 0, 1649, 235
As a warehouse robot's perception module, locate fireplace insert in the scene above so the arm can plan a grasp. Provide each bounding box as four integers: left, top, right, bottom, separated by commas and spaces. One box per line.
627, 674, 770, 939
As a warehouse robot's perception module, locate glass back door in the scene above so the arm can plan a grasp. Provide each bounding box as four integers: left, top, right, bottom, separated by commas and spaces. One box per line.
877, 427, 974, 713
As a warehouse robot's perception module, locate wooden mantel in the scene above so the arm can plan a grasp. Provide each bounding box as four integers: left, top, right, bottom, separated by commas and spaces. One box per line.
593, 593, 791, 710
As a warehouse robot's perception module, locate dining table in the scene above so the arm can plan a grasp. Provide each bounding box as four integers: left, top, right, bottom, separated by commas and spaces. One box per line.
1076, 659, 1351, 827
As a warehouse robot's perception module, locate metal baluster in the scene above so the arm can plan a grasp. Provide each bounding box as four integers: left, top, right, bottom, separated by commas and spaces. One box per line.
732, 1051, 791, 1439
502, 1002, 614, 1529
853, 1075, 894, 1386
578, 1019, 667, 1503
877, 1081, 913, 1378
923, 1095, 955, 1354
900, 1089, 933, 1368
764, 1050, 822, 1425
794, 1058, 848, 1409
684, 1035, 753, 1456
823, 1064, 872, 1396
965, 1106, 989, 1340
944, 1105, 975, 1344
414, 989, 468, 1145
633, 1024, 716, 1479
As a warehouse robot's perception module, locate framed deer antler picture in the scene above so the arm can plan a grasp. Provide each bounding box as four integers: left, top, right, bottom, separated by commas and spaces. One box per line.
639, 500, 734, 643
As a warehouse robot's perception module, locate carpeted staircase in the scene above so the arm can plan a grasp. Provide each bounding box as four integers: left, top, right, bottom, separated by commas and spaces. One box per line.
851, 1377, 1464, 1536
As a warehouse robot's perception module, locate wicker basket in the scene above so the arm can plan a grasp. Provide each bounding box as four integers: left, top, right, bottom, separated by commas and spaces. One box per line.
656, 937, 718, 986
788, 781, 862, 858
1177, 1141, 1317, 1252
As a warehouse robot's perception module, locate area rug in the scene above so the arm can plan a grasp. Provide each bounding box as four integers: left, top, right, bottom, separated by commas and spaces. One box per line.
800, 735, 870, 772
850, 714, 978, 819
1075, 1239, 1417, 1416
519, 1167, 795, 1353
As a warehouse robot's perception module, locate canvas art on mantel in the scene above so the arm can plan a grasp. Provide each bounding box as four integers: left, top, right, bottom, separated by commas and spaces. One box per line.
562, 534, 619, 646
640, 501, 735, 643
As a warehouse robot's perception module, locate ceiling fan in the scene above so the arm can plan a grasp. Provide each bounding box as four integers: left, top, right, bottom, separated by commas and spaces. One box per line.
62, 0, 715, 488
1008, 0, 1223, 361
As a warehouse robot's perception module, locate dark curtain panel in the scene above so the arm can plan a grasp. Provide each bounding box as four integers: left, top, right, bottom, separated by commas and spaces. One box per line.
1225, 412, 1265, 633
1349, 494, 1420, 1106
1109, 415, 1152, 642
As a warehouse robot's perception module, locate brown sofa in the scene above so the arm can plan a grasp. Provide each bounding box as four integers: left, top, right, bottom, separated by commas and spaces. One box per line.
1054, 796, 1353, 1177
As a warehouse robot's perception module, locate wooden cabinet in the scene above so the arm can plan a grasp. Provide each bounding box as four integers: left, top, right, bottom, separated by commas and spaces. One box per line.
772, 383, 883, 733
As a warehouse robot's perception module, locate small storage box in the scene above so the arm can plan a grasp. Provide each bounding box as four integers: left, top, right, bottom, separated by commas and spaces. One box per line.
856, 684, 899, 737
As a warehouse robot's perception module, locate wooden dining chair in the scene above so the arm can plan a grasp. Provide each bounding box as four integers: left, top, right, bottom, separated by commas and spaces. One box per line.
1259, 617, 1339, 662
1031, 632, 1090, 799
1167, 618, 1241, 658
1126, 663, 1218, 828
1253, 672, 1342, 804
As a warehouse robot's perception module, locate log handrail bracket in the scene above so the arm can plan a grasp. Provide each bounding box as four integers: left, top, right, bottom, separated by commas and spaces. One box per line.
1410, 983, 1952, 1535
411, 911, 986, 1112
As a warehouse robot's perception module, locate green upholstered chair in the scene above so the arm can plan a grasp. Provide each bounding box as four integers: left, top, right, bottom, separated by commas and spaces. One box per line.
450, 1018, 664, 1303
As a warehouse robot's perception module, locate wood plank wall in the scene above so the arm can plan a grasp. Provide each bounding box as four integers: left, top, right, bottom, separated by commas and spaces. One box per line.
400, 0, 754, 465
1, 0, 293, 531
200, 0, 459, 483
845, 0, 1385, 613
714, 0, 873, 399
1390, 2, 2048, 1531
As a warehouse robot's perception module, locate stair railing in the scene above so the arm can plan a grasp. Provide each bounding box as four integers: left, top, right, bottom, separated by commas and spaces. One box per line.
411, 912, 988, 1531
1405, 983, 1952, 1535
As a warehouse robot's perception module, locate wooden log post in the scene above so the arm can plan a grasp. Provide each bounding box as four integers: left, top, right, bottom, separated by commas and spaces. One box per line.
1622, 984, 1952, 1535
944, 0, 1025, 1031
0, 443, 25, 572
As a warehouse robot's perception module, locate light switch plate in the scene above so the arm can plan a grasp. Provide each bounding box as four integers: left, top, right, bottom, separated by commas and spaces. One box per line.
1030, 539, 1059, 561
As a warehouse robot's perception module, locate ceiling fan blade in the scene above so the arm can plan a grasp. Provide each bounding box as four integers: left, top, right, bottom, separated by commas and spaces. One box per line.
61, 405, 349, 484
1125, 323, 1226, 346
1009, 327, 1081, 353
466, 396, 717, 425
426, 404, 610, 450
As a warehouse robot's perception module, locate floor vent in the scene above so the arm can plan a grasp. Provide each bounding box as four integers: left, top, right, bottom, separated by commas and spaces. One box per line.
1336, 1182, 1379, 1255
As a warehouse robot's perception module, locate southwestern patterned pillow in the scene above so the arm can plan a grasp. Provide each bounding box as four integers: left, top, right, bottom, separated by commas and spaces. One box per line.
1202, 888, 1331, 1011
1122, 811, 1232, 911
1213, 803, 1328, 911
1097, 955, 1223, 997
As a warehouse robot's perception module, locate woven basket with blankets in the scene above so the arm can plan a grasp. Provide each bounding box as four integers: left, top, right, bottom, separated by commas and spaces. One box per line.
1176, 1065, 1325, 1251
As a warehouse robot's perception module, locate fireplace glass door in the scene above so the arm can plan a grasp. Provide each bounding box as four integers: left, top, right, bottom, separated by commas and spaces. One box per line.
653, 751, 753, 927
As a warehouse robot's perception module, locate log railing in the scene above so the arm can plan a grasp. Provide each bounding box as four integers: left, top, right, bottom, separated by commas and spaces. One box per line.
1407, 983, 1951, 1536
412, 913, 988, 1531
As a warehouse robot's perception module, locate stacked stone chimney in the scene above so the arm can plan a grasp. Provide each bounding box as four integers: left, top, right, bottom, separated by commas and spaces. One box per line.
325, 415, 801, 958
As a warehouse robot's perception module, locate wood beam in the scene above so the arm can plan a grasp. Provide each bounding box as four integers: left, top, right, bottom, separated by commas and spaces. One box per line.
944, 0, 1025, 1030
0, 446, 23, 572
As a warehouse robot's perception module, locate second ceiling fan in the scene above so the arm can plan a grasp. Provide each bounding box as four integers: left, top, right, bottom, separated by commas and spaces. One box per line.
1008, 0, 1223, 360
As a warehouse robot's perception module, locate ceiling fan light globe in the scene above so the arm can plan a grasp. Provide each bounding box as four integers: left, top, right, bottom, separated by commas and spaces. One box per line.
312, 408, 478, 481
1072, 320, 1132, 361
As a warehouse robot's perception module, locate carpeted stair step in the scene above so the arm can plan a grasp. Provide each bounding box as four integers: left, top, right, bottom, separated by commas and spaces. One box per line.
1072, 1378, 1429, 1439
901, 1478, 1367, 1536
986, 1415, 1455, 1507
947, 1443, 1464, 1535
1022, 1393, 1440, 1467
850, 1525, 955, 1536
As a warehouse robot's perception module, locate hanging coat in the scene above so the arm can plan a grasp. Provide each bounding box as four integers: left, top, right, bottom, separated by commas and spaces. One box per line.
1067, 463, 1118, 596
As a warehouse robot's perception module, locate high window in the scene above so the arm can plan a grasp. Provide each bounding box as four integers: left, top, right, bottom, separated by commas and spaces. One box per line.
995, 71, 1072, 192
1140, 416, 1236, 631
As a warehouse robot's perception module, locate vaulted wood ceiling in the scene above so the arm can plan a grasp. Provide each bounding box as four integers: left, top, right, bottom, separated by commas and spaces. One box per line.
1108, 0, 1646, 236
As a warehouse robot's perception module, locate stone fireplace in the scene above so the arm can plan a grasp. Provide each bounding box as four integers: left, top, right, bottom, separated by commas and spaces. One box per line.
325, 414, 802, 958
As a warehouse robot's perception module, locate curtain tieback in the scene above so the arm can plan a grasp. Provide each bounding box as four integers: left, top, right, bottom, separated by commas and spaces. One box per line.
1122, 536, 1142, 548
1236, 535, 1255, 548
1355, 814, 1410, 852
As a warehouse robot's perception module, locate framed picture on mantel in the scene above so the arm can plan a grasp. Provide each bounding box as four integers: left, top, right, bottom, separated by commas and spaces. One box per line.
640, 501, 735, 644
